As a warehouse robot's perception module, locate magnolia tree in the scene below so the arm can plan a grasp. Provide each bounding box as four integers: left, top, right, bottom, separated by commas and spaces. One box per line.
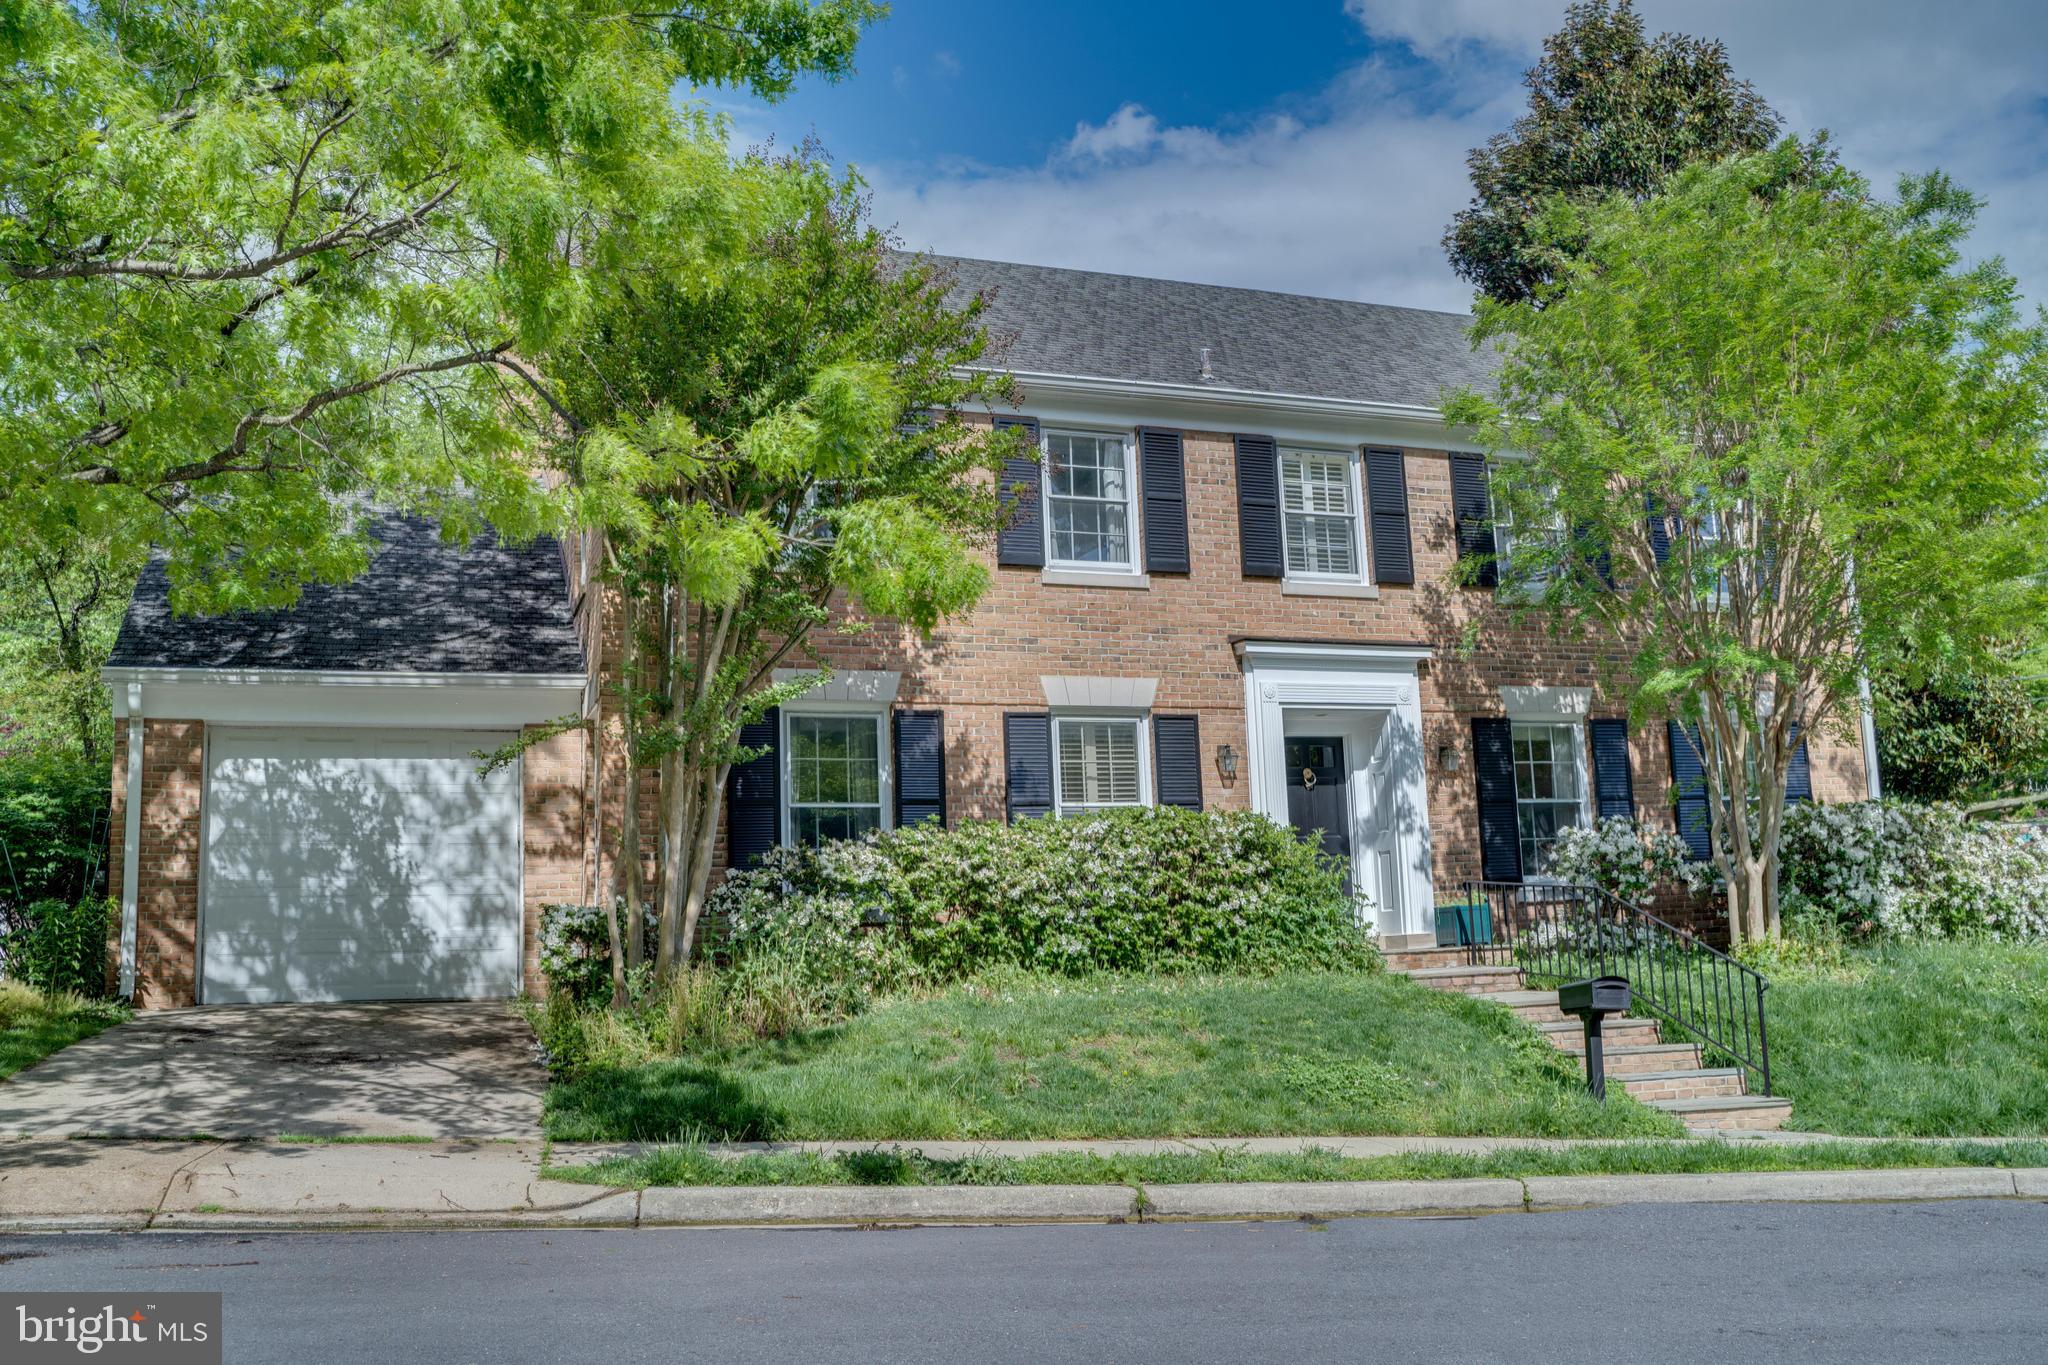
1447, 143, 2048, 943
1, 0, 875, 615
546, 172, 1020, 976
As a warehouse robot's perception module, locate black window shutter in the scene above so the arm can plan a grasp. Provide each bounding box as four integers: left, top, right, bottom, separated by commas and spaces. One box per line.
726, 706, 781, 867
1234, 433, 1283, 577
1449, 453, 1497, 588
1588, 718, 1635, 820
1668, 720, 1713, 860
1646, 493, 1673, 567
1784, 723, 1813, 804
994, 416, 1043, 568
1471, 716, 1522, 883
1152, 714, 1203, 810
1137, 427, 1190, 574
1004, 712, 1054, 822
1362, 447, 1414, 585
894, 709, 947, 828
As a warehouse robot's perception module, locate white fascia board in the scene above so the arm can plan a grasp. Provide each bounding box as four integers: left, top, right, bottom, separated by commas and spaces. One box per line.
980, 369, 1478, 452
103, 667, 587, 728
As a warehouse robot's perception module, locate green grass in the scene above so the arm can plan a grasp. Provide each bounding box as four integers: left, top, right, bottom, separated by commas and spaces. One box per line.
540, 970, 1681, 1143
1767, 941, 2048, 1136
0, 981, 127, 1080
544, 1137, 2048, 1189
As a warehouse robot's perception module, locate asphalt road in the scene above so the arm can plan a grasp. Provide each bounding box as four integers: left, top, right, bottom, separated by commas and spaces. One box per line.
4, 1200, 2046, 1363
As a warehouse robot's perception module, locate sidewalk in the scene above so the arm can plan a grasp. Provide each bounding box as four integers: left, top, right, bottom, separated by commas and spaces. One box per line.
2, 1137, 2042, 1232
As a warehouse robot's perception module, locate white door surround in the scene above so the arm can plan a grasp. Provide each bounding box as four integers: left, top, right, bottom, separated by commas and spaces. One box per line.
1239, 641, 1434, 942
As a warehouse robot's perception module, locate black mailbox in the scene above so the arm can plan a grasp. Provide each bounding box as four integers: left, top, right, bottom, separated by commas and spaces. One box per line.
1558, 975, 1631, 1101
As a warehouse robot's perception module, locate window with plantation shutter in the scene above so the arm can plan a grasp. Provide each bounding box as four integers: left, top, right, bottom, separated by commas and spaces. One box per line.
1279, 449, 1363, 579
1054, 717, 1146, 813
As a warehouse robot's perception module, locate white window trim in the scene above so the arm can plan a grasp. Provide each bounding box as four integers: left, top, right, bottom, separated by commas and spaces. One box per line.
1041, 426, 1143, 576
779, 705, 893, 847
1051, 712, 1152, 815
1489, 458, 1565, 597
1508, 717, 1595, 882
1278, 445, 1371, 586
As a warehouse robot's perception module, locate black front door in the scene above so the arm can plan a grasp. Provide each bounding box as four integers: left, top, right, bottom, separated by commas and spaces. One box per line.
1285, 737, 1351, 893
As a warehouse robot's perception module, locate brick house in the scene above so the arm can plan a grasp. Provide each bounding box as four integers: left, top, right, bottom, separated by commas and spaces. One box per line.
102, 255, 1876, 1008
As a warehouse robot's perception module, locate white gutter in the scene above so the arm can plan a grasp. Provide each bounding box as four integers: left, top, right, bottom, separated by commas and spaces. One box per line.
982, 368, 1451, 426
118, 681, 142, 999
1858, 670, 1884, 801
102, 666, 589, 699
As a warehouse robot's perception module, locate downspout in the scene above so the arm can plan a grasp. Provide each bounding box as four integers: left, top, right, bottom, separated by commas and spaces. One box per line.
119, 681, 143, 999
1857, 670, 1884, 801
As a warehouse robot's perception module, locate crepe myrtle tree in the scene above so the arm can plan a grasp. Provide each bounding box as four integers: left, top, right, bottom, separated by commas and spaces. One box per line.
0, 0, 878, 616
1445, 142, 2048, 943
547, 169, 1022, 975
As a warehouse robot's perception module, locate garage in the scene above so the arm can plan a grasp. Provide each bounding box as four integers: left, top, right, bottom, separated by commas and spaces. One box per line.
201, 727, 525, 1004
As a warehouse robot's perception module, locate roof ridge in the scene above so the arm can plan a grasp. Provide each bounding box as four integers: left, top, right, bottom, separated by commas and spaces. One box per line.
907, 251, 1475, 324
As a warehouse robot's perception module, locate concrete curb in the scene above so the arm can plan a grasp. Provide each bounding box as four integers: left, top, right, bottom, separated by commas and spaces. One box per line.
3, 1167, 2042, 1235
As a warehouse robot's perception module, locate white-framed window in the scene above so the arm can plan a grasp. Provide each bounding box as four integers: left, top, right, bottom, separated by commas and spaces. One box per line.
1053, 715, 1149, 815
1511, 720, 1589, 877
783, 710, 889, 846
1490, 461, 1564, 589
1044, 430, 1138, 570
1279, 447, 1366, 581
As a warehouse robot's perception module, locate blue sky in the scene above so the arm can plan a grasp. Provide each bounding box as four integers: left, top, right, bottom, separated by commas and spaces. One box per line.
717, 1, 2048, 314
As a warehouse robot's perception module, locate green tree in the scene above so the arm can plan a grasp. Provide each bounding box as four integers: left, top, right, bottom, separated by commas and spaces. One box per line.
1874, 663, 2048, 803
1446, 143, 2048, 943
0, 536, 141, 763
1444, 0, 1781, 306
0, 0, 878, 617
547, 166, 1019, 973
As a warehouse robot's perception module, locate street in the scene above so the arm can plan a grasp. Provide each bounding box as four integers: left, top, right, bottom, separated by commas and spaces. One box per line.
3, 1199, 2044, 1364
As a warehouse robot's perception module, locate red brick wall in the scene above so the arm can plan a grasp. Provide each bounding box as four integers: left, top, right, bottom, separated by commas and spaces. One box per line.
521, 723, 588, 998
782, 433, 1870, 913
103, 718, 206, 1010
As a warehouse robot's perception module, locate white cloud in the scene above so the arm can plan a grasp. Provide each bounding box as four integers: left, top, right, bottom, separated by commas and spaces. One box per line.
865, 1, 2048, 312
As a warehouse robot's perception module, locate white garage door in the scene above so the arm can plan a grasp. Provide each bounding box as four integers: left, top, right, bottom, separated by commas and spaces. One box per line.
202, 728, 524, 1004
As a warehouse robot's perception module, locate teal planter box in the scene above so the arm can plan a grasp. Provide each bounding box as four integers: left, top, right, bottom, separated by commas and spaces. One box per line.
1434, 901, 1492, 947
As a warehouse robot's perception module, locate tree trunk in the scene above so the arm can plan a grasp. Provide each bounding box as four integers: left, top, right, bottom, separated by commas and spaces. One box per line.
676, 762, 727, 962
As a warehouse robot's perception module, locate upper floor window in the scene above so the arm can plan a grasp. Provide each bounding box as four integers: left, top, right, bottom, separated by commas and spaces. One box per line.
785, 712, 884, 845
1045, 431, 1136, 570
1054, 716, 1147, 814
1280, 449, 1364, 580
1491, 463, 1564, 590
1511, 720, 1588, 877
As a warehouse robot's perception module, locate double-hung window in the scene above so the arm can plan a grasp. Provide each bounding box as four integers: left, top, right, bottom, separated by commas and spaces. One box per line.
785, 712, 885, 845
1490, 463, 1564, 591
1279, 449, 1364, 580
1053, 716, 1147, 815
1045, 431, 1137, 570
1511, 721, 1588, 877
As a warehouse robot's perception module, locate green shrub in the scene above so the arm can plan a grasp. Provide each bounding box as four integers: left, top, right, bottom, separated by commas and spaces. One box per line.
0, 751, 109, 911
707, 807, 1381, 991
536, 902, 656, 1007
0, 897, 113, 996
1778, 800, 2048, 941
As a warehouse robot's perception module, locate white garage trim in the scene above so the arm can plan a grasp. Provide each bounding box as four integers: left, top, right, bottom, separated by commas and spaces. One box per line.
107, 667, 587, 729
200, 725, 527, 1004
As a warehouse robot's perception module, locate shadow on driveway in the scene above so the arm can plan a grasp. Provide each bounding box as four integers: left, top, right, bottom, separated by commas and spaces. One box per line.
0, 1003, 545, 1139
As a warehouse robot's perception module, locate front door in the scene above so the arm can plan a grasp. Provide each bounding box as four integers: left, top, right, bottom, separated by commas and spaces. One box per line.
1284, 737, 1351, 893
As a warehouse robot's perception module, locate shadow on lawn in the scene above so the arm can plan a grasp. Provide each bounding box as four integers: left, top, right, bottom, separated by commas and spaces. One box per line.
556, 1061, 789, 1142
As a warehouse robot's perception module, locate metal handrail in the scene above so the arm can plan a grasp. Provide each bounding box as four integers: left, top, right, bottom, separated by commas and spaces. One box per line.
1458, 880, 1773, 1096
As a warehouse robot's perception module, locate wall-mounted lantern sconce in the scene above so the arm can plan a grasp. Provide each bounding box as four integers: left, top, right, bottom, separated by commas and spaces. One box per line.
1437, 742, 1463, 772
1216, 743, 1239, 780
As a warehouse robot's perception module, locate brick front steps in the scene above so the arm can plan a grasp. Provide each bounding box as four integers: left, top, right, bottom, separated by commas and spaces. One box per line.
1390, 951, 1792, 1132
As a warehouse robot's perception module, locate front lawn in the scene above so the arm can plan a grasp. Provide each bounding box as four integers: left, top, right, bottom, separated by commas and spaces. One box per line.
0, 982, 127, 1080
547, 1136, 2048, 1189
1770, 941, 2048, 1136
540, 970, 1681, 1142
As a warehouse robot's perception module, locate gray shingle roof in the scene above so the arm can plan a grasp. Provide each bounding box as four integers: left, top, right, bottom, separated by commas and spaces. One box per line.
107, 514, 584, 675
922, 254, 1495, 409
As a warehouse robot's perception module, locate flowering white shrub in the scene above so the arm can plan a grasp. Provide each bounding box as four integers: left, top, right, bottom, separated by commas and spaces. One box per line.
1547, 817, 1714, 904
1779, 801, 2048, 941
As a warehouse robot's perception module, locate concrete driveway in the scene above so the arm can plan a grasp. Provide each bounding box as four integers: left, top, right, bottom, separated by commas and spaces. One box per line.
0, 1003, 547, 1139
